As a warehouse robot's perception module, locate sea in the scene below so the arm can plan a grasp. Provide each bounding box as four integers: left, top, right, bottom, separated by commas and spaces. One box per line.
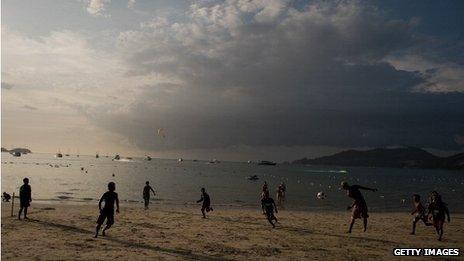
2, 152, 463, 212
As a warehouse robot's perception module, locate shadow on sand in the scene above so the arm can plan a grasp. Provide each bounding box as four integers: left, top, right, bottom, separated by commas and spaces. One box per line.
165, 210, 402, 245
28, 219, 229, 261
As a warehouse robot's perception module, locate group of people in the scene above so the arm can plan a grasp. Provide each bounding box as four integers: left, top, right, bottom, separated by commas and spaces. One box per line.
13, 177, 451, 241
337, 181, 450, 241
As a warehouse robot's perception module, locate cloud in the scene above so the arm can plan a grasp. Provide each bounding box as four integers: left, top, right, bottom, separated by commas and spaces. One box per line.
85, 0, 463, 152
86, 0, 110, 16
1, 82, 13, 89
4, 0, 463, 157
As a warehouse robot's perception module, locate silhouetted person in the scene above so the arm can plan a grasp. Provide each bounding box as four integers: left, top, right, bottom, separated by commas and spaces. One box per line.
276, 182, 286, 207
18, 178, 32, 220
341, 181, 377, 233
410, 194, 431, 235
427, 191, 450, 241
143, 181, 156, 210
2, 192, 11, 202
95, 182, 119, 238
196, 188, 213, 218
261, 192, 278, 228
261, 181, 269, 198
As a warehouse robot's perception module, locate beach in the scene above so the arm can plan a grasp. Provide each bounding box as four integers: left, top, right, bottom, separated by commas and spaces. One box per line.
2, 202, 463, 260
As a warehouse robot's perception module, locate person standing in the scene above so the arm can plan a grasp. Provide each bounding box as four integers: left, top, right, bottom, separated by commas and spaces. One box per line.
18, 178, 32, 220
143, 181, 156, 210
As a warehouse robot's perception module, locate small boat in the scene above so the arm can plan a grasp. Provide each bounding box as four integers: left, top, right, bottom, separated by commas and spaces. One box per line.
178, 158, 183, 162
247, 175, 259, 181
96, 153, 99, 158
209, 159, 220, 164
113, 154, 120, 160
257, 160, 277, 166
56, 152, 63, 158
145, 155, 152, 161
12, 152, 21, 157
65, 154, 70, 157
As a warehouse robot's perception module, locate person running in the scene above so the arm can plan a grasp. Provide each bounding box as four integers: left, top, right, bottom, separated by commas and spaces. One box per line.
143, 181, 156, 210
95, 182, 120, 238
341, 181, 377, 233
18, 178, 32, 220
196, 188, 213, 218
427, 191, 450, 241
410, 194, 431, 235
261, 192, 278, 228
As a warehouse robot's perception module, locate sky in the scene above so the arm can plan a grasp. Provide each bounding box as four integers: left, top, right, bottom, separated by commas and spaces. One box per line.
1, 0, 464, 161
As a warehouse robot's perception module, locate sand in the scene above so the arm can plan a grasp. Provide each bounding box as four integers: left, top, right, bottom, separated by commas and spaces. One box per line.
2, 202, 463, 260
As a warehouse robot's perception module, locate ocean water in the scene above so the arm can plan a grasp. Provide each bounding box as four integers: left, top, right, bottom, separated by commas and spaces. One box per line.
2, 152, 463, 212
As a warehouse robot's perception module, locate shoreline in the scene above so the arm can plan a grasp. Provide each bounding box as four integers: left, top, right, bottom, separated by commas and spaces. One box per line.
4, 198, 464, 214
2, 202, 463, 260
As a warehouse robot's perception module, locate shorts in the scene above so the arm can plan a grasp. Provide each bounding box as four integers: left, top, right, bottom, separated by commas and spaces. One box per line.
20, 199, 30, 208
265, 209, 275, 220
352, 203, 368, 219
413, 212, 427, 223
97, 208, 114, 226
432, 213, 445, 228
201, 204, 212, 212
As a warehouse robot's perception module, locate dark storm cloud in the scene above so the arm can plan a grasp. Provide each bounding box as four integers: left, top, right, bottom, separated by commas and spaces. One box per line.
89, 0, 464, 151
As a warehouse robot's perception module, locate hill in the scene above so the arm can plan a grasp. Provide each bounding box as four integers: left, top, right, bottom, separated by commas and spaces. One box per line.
292, 147, 463, 170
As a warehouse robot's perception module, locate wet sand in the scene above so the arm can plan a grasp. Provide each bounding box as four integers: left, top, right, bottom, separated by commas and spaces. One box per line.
2, 203, 463, 260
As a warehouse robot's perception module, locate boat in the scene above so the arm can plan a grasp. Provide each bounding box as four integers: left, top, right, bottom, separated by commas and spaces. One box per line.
96, 153, 99, 158
145, 155, 152, 161
12, 152, 21, 157
209, 159, 220, 164
178, 158, 183, 162
257, 160, 277, 166
56, 151, 63, 158
113, 154, 120, 160
64, 154, 70, 157
247, 175, 259, 181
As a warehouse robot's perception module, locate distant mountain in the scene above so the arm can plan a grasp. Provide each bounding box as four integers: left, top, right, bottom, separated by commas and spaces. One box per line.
1, 147, 32, 154
292, 147, 463, 170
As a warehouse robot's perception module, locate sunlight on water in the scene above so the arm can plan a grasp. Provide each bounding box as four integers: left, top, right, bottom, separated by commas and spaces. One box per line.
2, 152, 463, 212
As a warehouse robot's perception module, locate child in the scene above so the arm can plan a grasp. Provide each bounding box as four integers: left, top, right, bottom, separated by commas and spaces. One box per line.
261, 181, 269, 198
261, 192, 278, 228
2, 192, 11, 202
143, 181, 156, 210
276, 182, 286, 207
95, 182, 120, 238
197, 188, 213, 218
410, 194, 431, 235
341, 181, 377, 233
18, 178, 32, 220
427, 191, 450, 241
